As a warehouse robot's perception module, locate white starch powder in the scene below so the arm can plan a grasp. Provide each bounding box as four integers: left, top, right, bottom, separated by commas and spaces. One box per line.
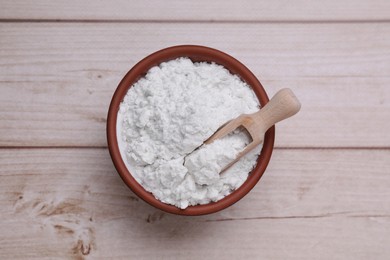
117, 57, 262, 209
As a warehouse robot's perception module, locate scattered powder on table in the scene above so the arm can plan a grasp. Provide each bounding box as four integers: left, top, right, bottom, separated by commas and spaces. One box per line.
117, 57, 262, 209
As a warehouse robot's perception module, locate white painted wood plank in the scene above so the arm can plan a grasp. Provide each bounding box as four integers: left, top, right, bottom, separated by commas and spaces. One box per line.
0, 0, 389, 21
0, 148, 389, 259
0, 23, 389, 147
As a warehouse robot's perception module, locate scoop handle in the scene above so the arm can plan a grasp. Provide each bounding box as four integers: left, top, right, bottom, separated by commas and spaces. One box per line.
253, 88, 301, 133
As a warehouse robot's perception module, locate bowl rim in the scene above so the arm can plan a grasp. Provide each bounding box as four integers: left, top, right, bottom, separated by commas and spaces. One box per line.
107, 45, 275, 216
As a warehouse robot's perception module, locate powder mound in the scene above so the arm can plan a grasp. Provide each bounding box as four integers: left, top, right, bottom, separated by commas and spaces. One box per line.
118, 57, 262, 209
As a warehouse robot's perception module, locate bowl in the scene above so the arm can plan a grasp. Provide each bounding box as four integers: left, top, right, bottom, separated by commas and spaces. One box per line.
107, 45, 275, 215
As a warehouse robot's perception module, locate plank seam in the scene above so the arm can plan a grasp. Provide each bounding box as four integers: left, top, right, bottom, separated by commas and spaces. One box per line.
204, 212, 390, 222
1, 18, 390, 24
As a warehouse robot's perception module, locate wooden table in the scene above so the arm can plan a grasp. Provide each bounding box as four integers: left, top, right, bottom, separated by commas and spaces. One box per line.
1, 1, 390, 259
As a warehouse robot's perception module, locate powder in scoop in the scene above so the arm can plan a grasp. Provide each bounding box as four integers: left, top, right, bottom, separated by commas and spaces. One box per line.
184, 129, 251, 186
117, 57, 262, 209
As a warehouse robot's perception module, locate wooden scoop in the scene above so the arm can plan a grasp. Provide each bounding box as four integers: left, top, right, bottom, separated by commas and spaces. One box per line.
204, 88, 301, 173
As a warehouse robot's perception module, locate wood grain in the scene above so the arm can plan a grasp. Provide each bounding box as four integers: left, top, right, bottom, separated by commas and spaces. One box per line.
0, 0, 390, 21
0, 148, 389, 259
0, 23, 389, 148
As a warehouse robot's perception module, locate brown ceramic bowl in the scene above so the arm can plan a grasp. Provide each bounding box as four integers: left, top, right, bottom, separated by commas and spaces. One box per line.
107, 45, 275, 216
